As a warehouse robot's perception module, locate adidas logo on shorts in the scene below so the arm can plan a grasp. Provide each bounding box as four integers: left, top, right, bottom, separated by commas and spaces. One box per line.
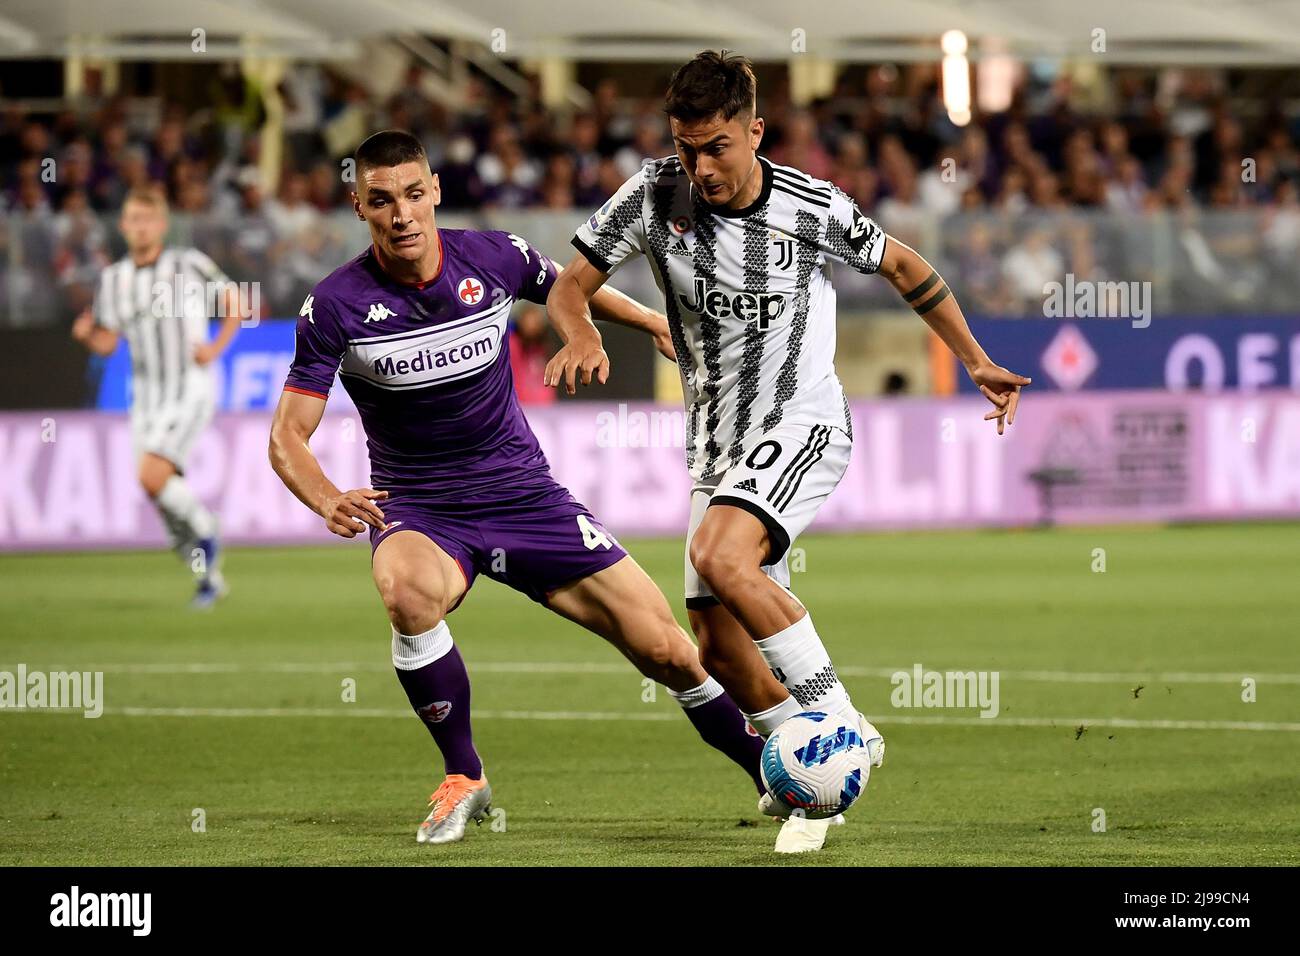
734, 478, 758, 494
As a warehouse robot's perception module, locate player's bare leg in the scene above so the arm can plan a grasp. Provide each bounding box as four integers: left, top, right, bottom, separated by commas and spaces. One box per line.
372, 529, 466, 633
690, 504, 869, 732
689, 507, 803, 636
545, 554, 768, 794
139, 452, 224, 607
690, 505, 884, 851
688, 601, 837, 851
690, 503, 884, 750
689, 603, 789, 716
546, 554, 708, 689
373, 529, 490, 845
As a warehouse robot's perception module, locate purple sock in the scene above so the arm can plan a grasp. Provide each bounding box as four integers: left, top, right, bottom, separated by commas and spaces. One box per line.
675, 685, 766, 795
394, 645, 482, 779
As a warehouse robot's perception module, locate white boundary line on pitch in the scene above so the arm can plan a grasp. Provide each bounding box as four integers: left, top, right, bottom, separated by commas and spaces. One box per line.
3, 662, 1298, 684
7, 707, 1298, 732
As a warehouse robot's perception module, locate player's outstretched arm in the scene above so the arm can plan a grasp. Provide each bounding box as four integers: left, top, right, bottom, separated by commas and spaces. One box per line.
70, 307, 119, 356
544, 254, 674, 394
591, 284, 676, 362
268, 390, 388, 538
877, 237, 1032, 435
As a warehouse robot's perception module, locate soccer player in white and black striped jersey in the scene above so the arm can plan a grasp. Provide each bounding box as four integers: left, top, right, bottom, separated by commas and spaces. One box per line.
72, 186, 243, 607
548, 51, 1032, 852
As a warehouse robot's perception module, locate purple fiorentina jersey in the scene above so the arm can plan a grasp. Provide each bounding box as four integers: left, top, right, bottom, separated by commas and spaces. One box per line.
284, 228, 559, 502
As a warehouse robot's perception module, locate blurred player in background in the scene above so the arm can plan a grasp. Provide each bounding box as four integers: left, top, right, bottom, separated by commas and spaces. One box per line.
269, 130, 771, 845
548, 50, 1032, 851
72, 185, 243, 607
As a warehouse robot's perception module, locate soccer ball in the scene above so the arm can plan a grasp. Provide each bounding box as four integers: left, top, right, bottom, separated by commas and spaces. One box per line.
760, 711, 874, 819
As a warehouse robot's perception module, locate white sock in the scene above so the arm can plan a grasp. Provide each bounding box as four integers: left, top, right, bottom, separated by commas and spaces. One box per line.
753, 612, 857, 725
744, 695, 803, 736
666, 676, 725, 709
392, 621, 454, 670
155, 475, 216, 557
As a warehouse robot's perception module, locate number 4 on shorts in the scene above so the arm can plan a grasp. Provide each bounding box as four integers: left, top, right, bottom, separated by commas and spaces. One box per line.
577, 514, 613, 550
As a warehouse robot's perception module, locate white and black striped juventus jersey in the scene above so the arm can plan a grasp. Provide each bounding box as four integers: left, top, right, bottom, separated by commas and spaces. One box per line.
572, 155, 887, 481
94, 247, 228, 416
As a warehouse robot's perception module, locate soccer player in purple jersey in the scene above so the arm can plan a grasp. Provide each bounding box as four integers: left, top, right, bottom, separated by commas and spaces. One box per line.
268, 130, 772, 845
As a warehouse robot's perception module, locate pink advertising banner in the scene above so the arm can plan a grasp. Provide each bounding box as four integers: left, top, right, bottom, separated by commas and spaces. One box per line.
1, 392, 1298, 552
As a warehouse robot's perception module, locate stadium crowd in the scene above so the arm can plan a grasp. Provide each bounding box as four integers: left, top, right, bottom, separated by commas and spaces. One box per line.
3, 62, 1298, 325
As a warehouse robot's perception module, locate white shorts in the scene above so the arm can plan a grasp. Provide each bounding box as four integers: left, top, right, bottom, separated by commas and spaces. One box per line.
130, 392, 214, 471
684, 422, 852, 608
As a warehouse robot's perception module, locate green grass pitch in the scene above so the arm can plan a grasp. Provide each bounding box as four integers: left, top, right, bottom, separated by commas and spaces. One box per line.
1, 523, 1297, 866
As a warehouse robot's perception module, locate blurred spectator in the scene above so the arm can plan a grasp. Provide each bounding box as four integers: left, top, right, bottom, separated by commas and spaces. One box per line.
614, 114, 670, 180
476, 124, 541, 208
209, 62, 265, 162
568, 113, 606, 207
306, 161, 344, 211
772, 110, 833, 181
264, 171, 326, 308
51, 189, 109, 318
959, 125, 997, 198
540, 154, 577, 209
594, 157, 628, 203
833, 142, 879, 209
1002, 229, 1063, 312
958, 220, 1008, 314
1106, 156, 1149, 212
265, 171, 320, 241
281, 64, 327, 169
509, 305, 557, 406
877, 138, 921, 230
436, 134, 483, 208
6, 175, 57, 327
223, 166, 278, 285
918, 144, 968, 216
1262, 179, 1300, 308
996, 166, 1031, 213
593, 78, 634, 145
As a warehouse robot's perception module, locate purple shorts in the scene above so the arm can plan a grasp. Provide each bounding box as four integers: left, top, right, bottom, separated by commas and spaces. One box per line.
368, 480, 627, 603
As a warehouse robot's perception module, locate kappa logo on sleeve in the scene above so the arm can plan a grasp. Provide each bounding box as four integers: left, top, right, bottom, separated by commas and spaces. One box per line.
366, 302, 396, 323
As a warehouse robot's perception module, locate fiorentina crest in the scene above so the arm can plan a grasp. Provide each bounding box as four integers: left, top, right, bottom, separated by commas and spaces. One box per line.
417, 700, 453, 724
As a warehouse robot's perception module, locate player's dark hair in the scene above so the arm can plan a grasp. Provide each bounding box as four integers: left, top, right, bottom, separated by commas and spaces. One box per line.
664, 50, 757, 124
354, 129, 429, 174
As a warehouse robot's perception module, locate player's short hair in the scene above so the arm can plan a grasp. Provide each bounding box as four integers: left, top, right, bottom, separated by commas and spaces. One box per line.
664, 50, 757, 124
354, 130, 429, 176
122, 184, 168, 213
